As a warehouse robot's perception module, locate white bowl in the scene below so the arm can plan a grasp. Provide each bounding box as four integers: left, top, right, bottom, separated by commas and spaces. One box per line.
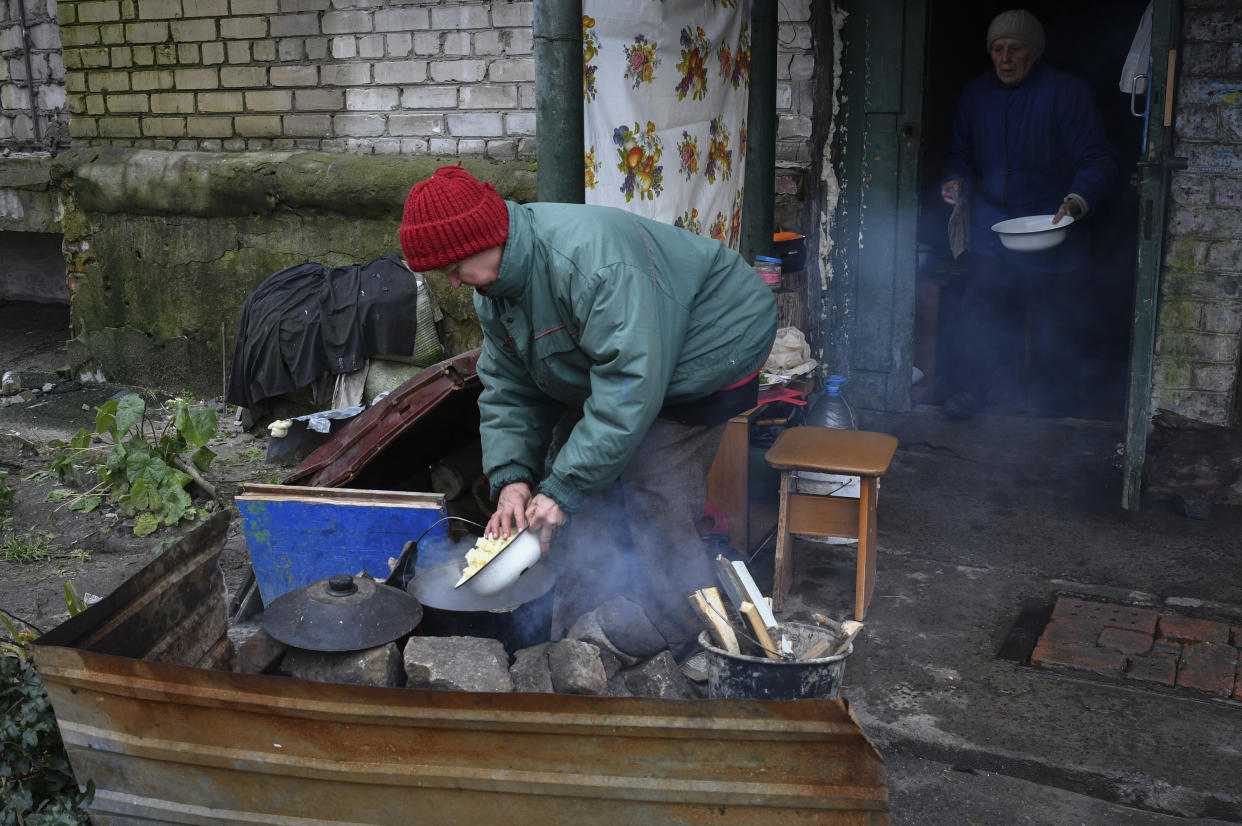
990, 214, 1074, 252
459, 530, 542, 597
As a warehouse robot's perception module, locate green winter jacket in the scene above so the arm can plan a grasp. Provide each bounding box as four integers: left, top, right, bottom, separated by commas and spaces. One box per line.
476, 201, 778, 513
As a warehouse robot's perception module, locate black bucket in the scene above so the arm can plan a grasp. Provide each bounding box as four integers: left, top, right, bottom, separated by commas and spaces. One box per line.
699, 619, 850, 701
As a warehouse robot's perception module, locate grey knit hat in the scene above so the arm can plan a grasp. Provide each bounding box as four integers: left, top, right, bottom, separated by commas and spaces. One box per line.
987, 9, 1045, 59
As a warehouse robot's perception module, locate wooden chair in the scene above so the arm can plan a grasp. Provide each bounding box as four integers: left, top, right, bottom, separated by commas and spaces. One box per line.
764, 427, 898, 619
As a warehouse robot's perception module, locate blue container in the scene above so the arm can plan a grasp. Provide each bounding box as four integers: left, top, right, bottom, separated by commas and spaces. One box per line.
236, 484, 449, 603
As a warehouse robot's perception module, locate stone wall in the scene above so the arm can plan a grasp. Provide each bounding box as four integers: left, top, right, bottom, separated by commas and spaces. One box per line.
0, 0, 70, 150
1158, 3, 1242, 425
49, 148, 535, 395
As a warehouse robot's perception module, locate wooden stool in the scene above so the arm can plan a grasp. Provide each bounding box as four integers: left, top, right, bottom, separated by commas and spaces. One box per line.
764, 427, 898, 619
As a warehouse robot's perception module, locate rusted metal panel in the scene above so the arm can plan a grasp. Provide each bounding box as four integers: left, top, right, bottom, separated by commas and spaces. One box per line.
32, 516, 889, 824
283, 348, 483, 489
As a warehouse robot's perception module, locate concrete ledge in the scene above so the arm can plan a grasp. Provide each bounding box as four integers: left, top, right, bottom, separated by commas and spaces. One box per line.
59, 148, 537, 220
0, 156, 61, 233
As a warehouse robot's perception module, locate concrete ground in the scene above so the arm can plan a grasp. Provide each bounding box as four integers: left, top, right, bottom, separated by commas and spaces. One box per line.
778, 408, 1241, 824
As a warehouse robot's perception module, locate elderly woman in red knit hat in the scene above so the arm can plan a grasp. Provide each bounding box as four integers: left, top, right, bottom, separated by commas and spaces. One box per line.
400, 165, 777, 650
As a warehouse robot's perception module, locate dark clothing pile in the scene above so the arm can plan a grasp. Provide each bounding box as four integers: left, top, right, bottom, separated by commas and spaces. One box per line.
226, 254, 419, 410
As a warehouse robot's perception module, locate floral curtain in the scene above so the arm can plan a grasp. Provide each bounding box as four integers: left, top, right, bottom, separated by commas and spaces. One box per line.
581, 0, 752, 249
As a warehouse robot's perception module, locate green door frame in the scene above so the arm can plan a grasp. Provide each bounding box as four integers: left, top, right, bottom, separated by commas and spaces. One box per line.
827, 0, 926, 412
1122, 0, 1181, 511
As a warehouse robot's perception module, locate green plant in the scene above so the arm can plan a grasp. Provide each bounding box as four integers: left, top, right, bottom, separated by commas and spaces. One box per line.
215, 447, 266, 467
58, 394, 218, 537
0, 532, 65, 564
1, 602, 94, 824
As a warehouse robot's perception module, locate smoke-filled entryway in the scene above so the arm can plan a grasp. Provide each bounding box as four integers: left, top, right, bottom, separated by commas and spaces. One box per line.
914, 0, 1148, 421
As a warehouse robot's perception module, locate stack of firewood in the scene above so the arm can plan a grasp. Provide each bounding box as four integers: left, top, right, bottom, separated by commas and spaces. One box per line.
688, 555, 862, 661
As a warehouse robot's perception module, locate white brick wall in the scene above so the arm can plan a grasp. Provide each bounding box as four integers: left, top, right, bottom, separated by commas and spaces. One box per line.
48, 0, 818, 165
1153, 2, 1242, 425
0, 0, 70, 149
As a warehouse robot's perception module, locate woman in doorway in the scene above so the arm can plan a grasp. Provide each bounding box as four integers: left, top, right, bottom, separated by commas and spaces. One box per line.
939, 9, 1119, 419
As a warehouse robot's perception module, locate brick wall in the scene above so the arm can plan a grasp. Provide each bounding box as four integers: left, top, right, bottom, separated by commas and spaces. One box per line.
0, 0, 70, 150
54, 0, 817, 167
775, 0, 813, 168
1156, 3, 1242, 425
57, 0, 538, 157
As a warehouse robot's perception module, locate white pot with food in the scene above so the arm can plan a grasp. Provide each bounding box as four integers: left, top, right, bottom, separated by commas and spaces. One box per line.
454, 529, 543, 596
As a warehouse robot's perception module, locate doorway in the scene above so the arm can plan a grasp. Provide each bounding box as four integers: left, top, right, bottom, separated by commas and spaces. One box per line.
912, 1, 1149, 421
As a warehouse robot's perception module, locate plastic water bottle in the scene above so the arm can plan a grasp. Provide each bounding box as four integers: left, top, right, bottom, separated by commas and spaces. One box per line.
805, 375, 856, 431
800, 376, 860, 527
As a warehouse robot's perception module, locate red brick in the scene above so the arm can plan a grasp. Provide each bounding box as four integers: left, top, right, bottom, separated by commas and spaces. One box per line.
1032, 639, 1126, 677
1235, 650, 1242, 702
1125, 653, 1178, 687
1038, 617, 1103, 647
1097, 627, 1153, 654
1175, 643, 1238, 697
1159, 615, 1231, 644
1051, 597, 1157, 634
1152, 640, 1182, 659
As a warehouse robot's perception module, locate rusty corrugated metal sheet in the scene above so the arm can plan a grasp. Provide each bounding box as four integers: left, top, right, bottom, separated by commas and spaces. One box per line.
33, 515, 889, 825
283, 348, 482, 489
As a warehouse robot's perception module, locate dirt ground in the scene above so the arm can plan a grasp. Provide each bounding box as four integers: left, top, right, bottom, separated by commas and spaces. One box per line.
0, 300, 271, 639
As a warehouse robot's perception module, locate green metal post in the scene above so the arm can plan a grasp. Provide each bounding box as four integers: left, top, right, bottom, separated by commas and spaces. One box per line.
534, 0, 585, 204
741, 0, 777, 264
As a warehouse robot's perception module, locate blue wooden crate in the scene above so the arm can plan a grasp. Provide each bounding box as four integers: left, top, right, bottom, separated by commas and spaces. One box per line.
236, 484, 449, 603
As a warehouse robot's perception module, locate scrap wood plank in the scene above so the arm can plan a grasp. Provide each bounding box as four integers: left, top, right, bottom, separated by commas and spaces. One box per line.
689, 588, 739, 654
732, 560, 779, 630
740, 601, 780, 660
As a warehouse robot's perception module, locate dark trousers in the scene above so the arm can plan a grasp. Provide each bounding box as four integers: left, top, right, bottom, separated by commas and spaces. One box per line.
548, 418, 725, 646
945, 253, 1093, 411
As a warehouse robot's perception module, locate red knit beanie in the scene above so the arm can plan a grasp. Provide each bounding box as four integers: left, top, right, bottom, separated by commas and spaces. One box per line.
399, 165, 510, 271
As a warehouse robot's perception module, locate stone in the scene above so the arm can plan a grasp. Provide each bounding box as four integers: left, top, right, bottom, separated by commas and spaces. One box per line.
547, 638, 607, 695
1159, 614, 1232, 644
510, 643, 553, 693
598, 596, 666, 658
404, 635, 513, 693
228, 621, 288, 675
598, 648, 631, 698
1175, 642, 1237, 697
281, 642, 402, 688
622, 650, 699, 700
1172, 491, 1213, 520
1, 370, 59, 395
566, 605, 638, 667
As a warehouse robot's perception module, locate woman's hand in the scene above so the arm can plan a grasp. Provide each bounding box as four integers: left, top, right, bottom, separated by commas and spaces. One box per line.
940, 178, 963, 206
486, 482, 532, 539
525, 493, 567, 554
1053, 195, 1084, 225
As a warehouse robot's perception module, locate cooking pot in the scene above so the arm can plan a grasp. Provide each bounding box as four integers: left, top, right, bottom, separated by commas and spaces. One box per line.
455, 528, 543, 596
262, 573, 424, 653
409, 561, 555, 653
772, 231, 807, 273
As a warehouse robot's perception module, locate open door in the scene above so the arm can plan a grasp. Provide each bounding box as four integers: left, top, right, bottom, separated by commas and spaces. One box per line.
1121, 0, 1181, 511
829, 0, 926, 412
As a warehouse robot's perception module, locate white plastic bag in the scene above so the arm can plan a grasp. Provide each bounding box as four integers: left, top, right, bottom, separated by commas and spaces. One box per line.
764, 327, 818, 376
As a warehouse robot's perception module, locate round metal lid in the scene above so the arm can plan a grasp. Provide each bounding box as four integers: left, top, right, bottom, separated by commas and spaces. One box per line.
409, 561, 555, 613
263, 574, 424, 652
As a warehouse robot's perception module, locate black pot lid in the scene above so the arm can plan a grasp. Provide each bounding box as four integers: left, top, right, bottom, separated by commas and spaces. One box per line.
263, 574, 424, 653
